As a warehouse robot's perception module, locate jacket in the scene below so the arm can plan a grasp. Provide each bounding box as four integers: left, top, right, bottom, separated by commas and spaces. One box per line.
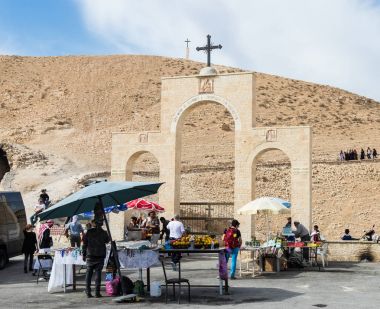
22, 231, 37, 253
83, 227, 110, 259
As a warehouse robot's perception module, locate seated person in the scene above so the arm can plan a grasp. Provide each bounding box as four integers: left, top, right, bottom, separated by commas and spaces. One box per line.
310, 225, 321, 242
146, 211, 160, 235
127, 216, 138, 230
342, 228, 354, 240
137, 213, 147, 228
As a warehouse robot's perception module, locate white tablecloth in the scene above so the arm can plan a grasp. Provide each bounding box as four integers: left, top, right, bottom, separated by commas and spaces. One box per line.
48, 250, 86, 292
117, 249, 159, 269
33, 249, 53, 270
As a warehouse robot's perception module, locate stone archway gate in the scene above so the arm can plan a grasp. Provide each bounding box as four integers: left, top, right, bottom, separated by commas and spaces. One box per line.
110, 70, 312, 240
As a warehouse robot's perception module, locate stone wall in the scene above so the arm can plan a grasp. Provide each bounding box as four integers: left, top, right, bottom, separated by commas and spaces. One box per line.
326, 241, 380, 262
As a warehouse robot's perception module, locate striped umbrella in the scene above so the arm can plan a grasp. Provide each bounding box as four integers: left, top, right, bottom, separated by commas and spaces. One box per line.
126, 198, 165, 213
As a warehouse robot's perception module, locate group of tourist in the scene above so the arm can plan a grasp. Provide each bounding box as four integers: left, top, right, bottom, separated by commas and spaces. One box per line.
339, 147, 378, 161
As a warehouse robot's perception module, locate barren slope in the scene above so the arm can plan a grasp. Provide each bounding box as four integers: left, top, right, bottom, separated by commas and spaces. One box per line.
0, 55, 379, 239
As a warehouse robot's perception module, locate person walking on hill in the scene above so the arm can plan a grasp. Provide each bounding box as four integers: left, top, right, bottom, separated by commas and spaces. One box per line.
367, 147, 372, 159
353, 149, 358, 160
39, 189, 50, 207
360, 148, 365, 160
82, 218, 110, 298
373, 148, 377, 159
224, 219, 242, 279
22, 224, 37, 273
339, 150, 345, 161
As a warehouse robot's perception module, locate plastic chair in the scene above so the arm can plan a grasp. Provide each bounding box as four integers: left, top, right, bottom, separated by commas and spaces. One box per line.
160, 257, 190, 304
316, 242, 329, 267
36, 254, 53, 284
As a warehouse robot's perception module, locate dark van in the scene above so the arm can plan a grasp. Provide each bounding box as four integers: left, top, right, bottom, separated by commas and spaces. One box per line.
0, 191, 27, 269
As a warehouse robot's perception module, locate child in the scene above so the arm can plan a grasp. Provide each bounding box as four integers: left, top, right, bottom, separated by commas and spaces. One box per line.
310, 225, 321, 242
22, 224, 37, 273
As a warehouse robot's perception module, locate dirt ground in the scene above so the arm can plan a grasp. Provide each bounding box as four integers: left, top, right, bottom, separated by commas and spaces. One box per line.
1, 254, 380, 308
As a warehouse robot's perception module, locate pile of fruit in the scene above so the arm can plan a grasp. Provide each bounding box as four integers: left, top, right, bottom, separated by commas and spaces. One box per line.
171, 235, 219, 249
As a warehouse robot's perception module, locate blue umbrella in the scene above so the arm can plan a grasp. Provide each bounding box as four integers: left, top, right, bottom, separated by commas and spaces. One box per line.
81, 203, 128, 218
271, 197, 291, 208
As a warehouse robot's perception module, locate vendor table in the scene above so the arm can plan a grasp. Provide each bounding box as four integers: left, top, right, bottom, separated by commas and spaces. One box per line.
159, 248, 228, 296
283, 243, 322, 270
112, 247, 160, 291
48, 249, 86, 293
239, 247, 263, 277
33, 252, 54, 271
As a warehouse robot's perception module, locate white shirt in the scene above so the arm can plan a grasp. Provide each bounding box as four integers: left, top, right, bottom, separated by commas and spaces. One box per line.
167, 220, 185, 239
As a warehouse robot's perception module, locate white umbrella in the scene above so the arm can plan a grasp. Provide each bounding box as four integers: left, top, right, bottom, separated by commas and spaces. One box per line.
238, 197, 291, 240
238, 197, 291, 215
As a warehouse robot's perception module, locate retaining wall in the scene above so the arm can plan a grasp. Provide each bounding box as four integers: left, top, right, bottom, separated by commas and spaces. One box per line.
326, 241, 380, 262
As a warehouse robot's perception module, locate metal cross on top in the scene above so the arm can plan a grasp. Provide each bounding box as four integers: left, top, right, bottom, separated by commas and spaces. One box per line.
196, 34, 222, 67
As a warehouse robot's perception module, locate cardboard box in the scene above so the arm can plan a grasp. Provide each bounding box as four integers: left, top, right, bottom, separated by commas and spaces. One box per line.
264, 257, 276, 272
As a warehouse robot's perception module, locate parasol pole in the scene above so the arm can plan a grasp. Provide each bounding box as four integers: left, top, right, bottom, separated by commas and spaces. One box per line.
266, 211, 270, 242
97, 197, 126, 295
58, 216, 71, 243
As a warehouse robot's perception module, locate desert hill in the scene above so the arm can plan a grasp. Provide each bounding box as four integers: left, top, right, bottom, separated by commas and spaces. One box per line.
0, 55, 379, 240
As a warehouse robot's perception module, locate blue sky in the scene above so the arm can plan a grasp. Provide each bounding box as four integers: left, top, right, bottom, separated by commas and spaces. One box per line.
0, 0, 113, 55
1, 0, 380, 102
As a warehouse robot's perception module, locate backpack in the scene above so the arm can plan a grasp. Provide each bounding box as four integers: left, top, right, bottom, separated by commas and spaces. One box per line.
224, 227, 240, 249
133, 280, 145, 297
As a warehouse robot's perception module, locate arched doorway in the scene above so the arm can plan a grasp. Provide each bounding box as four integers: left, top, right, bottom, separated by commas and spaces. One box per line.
118, 150, 161, 236
175, 100, 235, 234
125, 150, 160, 201
0, 147, 10, 183
251, 148, 291, 240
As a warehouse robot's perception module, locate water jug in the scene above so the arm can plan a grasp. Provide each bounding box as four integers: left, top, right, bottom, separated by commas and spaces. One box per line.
150, 281, 161, 297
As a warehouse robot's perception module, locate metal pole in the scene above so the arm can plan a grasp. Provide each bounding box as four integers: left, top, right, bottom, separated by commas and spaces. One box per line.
98, 197, 126, 295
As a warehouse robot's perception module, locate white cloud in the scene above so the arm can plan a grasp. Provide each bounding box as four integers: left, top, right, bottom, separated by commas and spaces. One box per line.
77, 0, 380, 101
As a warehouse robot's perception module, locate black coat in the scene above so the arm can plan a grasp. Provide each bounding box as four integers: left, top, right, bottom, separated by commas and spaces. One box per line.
22, 231, 37, 253
83, 227, 110, 259
40, 228, 52, 249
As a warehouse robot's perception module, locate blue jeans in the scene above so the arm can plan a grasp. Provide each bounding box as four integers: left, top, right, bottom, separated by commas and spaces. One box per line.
225, 247, 239, 278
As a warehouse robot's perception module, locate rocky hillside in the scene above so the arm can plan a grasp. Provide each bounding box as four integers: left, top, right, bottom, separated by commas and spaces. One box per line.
0, 55, 379, 240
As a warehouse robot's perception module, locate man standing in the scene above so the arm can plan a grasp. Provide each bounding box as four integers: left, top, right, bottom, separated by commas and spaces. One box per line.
293, 221, 311, 263
159, 216, 170, 242
167, 214, 185, 270
65, 215, 84, 247
82, 218, 110, 298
